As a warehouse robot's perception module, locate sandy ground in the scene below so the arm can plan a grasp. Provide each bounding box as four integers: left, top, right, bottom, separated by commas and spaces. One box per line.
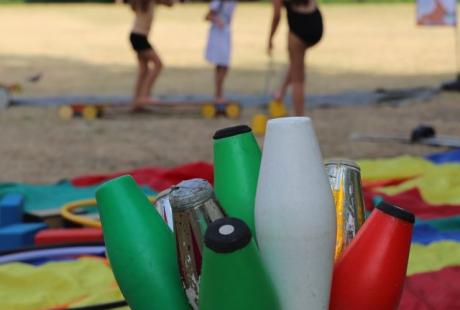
0, 3, 460, 183
1, 3, 459, 95
1, 94, 459, 183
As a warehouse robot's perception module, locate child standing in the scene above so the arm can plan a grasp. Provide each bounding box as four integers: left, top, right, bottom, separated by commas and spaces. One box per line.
129, 0, 172, 112
268, 0, 323, 116
205, 0, 237, 104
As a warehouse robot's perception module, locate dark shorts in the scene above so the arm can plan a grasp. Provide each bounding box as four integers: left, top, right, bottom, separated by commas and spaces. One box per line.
286, 7, 323, 46
129, 32, 152, 52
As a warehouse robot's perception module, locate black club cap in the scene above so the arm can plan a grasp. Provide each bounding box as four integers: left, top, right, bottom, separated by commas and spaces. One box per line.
376, 201, 415, 224
213, 125, 252, 140
204, 217, 252, 253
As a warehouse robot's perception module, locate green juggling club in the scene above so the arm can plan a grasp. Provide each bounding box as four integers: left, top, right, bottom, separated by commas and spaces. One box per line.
96, 175, 189, 310
213, 125, 261, 237
199, 217, 280, 310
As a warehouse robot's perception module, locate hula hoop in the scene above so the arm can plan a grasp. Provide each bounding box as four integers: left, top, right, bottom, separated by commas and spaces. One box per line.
0, 245, 106, 265
68, 300, 128, 310
0, 242, 104, 256
60, 196, 157, 228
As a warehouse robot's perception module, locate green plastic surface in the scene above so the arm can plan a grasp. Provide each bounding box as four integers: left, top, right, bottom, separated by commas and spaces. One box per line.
96, 175, 189, 310
213, 131, 261, 237
199, 233, 280, 310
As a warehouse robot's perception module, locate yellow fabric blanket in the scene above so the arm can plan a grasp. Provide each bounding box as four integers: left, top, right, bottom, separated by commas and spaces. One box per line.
357, 155, 433, 182
407, 241, 460, 276
0, 257, 128, 310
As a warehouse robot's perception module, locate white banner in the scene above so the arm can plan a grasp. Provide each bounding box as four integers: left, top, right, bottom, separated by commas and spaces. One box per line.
417, 0, 457, 26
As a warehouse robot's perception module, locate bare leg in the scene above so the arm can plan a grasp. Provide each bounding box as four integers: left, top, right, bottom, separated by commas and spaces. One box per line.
138, 47, 163, 103
215, 65, 228, 103
133, 56, 148, 108
274, 65, 291, 101
288, 32, 308, 116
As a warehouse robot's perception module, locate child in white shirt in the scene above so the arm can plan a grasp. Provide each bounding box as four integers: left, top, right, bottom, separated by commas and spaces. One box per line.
205, 0, 237, 104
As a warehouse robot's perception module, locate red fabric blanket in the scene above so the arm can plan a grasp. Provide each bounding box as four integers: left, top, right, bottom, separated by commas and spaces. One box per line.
71, 162, 214, 192
364, 187, 460, 220
400, 266, 460, 310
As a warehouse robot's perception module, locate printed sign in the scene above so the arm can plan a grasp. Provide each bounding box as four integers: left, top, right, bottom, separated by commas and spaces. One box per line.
417, 0, 457, 26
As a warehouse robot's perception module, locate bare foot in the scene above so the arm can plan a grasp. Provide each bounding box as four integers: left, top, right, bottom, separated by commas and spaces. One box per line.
137, 97, 160, 105
131, 106, 153, 114
131, 98, 152, 113
214, 97, 226, 104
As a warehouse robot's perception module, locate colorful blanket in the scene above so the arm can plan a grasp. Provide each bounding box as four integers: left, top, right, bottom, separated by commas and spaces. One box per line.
0, 181, 154, 214
358, 150, 460, 309
1, 152, 460, 309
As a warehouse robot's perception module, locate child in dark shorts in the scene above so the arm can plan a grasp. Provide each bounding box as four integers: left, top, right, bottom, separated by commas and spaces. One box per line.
268, 0, 323, 116
129, 0, 172, 112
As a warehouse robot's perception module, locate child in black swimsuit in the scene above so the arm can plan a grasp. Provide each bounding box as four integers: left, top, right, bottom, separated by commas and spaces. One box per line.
268, 0, 323, 116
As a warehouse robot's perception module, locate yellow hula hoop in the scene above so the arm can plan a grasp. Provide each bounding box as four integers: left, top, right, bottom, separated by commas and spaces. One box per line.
60, 196, 157, 228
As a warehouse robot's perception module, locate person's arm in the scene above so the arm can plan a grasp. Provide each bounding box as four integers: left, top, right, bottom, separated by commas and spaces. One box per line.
205, 10, 214, 21
267, 0, 282, 55
204, 2, 225, 28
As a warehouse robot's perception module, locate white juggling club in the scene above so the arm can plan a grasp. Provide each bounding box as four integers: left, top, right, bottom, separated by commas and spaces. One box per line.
255, 117, 336, 310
